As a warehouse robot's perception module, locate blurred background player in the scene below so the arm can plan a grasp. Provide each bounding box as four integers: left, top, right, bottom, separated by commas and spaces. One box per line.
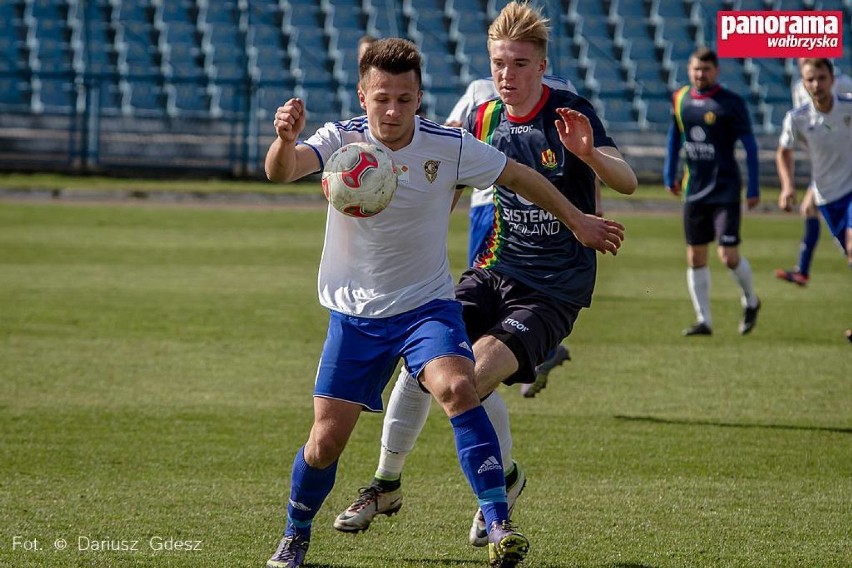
776, 58, 852, 342
357, 34, 377, 62
334, 1, 635, 551
664, 47, 761, 337
444, 74, 582, 398
775, 58, 852, 286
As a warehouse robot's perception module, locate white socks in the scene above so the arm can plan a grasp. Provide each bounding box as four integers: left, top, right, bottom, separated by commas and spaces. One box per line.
729, 257, 759, 308
480, 391, 513, 467
375, 367, 431, 480
375, 367, 515, 480
687, 266, 712, 326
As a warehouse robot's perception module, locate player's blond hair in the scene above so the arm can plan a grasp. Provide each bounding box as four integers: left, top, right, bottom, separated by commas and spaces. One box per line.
487, 1, 549, 59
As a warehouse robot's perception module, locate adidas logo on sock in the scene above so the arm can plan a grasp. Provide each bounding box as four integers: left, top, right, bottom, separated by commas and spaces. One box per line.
459, 341, 472, 352
288, 499, 312, 512
477, 455, 503, 474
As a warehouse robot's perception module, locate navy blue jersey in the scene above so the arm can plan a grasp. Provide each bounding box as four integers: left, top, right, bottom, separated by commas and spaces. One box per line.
670, 85, 754, 203
463, 86, 616, 307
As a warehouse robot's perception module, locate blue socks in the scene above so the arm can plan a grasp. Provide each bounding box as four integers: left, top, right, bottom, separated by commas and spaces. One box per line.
450, 406, 509, 531
285, 447, 338, 539
797, 217, 820, 276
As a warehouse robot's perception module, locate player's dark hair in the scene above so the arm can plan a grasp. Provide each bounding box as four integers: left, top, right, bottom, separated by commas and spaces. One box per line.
358, 38, 422, 87
690, 47, 718, 67
801, 58, 834, 77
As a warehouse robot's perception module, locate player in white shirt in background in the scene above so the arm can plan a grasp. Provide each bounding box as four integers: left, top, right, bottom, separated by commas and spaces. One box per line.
775, 58, 852, 286
776, 58, 852, 343
444, 75, 588, 397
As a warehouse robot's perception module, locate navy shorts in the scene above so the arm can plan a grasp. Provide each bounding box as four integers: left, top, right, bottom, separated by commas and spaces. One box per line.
683, 202, 741, 247
454, 267, 581, 385
315, 299, 474, 412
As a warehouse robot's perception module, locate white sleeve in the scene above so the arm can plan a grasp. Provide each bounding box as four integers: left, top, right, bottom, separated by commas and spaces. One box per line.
302, 122, 345, 167
457, 130, 508, 189
777, 111, 799, 149
445, 82, 478, 124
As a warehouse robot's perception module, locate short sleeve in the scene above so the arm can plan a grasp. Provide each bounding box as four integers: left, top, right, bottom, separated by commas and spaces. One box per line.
777, 110, 799, 149
457, 130, 508, 189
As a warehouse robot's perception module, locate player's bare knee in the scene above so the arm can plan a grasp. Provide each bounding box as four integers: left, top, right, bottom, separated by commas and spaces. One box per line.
303, 435, 346, 468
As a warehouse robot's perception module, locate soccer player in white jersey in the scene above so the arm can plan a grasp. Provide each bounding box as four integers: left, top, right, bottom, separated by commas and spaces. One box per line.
776, 58, 852, 341
263, 38, 625, 568
776, 59, 852, 286
444, 75, 584, 397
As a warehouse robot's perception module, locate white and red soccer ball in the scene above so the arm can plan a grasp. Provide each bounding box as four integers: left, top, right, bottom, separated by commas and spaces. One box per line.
321, 142, 398, 218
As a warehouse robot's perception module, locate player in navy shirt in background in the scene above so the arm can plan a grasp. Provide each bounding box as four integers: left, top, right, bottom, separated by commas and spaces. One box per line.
664, 47, 761, 337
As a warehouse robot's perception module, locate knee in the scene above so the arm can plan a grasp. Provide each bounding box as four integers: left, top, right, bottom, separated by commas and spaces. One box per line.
431, 375, 479, 415
304, 431, 346, 469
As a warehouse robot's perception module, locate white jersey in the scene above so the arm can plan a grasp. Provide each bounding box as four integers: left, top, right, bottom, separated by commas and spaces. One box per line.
445, 75, 577, 207
778, 94, 852, 205
303, 116, 508, 317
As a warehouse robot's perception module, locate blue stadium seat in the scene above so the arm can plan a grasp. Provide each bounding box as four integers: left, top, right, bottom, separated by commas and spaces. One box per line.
601, 96, 635, 125
0, 76, 31, 108
644, 97, 672, 125
287, 2, 321, 28
38, 76, 76, 111
129, 80, 166, 114
172, 82, 208, 114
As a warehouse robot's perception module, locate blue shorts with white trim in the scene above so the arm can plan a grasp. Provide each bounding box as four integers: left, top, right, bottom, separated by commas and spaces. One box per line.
315, 299, 474, 412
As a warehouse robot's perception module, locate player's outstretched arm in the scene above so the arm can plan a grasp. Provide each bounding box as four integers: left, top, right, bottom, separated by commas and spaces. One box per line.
554, 108, 637, 195
775, 146, 797, 212
265, 98, 320, 183
496, 159, 624, 256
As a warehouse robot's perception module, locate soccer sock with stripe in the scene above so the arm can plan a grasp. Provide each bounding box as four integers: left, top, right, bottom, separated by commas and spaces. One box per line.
729, 256, 759, 308
450, 405, 509, 531
285, 446, 338, 539
687, 266, 712, 326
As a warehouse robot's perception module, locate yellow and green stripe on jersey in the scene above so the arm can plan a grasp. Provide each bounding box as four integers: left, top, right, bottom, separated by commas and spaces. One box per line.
672, 85, 692, 195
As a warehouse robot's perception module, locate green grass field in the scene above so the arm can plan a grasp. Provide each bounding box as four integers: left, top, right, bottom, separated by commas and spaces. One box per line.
1, 199, 849, 568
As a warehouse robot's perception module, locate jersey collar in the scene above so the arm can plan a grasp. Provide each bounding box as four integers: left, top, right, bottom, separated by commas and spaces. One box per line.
690, 84, 722, 99
506, 85, 550, 123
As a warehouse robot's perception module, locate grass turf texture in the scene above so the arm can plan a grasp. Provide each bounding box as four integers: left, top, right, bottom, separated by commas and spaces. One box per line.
0, 201, 849, 568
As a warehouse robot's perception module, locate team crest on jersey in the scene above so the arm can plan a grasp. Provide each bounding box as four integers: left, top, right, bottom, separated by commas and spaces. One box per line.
423, 160, 440, 183
540, 149, 557, 169
704, 111, 716, 125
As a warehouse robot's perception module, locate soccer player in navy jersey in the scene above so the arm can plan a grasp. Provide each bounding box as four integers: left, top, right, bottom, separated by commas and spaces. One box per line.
263, 38, 624, 568
664, 47, 761, 337
445, 74, 579, 398
334, 1, 637, 553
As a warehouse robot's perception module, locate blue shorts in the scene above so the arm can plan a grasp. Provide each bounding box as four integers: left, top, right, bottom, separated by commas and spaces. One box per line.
468, 202, 495, 267
818, 191, 851, 251
315, 299, 474, 412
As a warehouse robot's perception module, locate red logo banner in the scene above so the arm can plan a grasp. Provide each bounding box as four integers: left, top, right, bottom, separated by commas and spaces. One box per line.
717, 11, 843, 58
